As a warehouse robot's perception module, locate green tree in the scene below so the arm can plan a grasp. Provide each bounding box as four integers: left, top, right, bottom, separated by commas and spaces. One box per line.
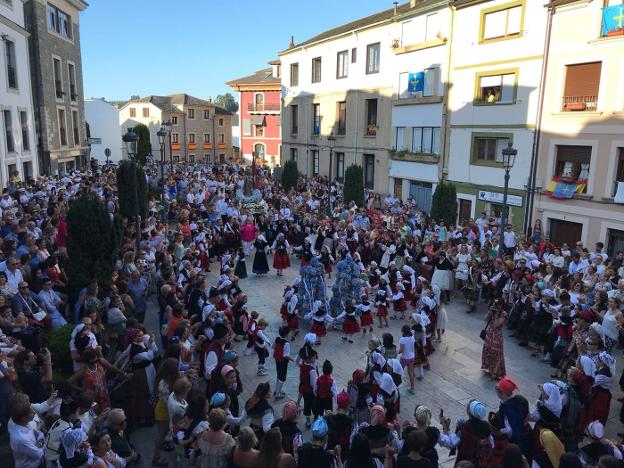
215, 93, 239, 113
66, 191, 118, 295
430, 180, 458, 226
343, 164, 364, 206
116, 160, 148, 219
131, 123, 151, 165
281, 160, 299, 192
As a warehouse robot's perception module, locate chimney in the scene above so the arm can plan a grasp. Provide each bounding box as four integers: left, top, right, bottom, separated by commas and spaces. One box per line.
410, 0, 417, 7
288, 35, 294, 48
393, 1, 398, 15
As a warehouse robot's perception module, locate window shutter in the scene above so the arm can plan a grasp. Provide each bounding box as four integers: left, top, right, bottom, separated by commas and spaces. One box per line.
556, 145, 592, 164
564, 62, 602, 97
242, 119, 251, 137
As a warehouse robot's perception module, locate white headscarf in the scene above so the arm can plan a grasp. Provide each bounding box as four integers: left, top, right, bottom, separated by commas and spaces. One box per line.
60, 427, 88, 459
587, 420, 604, 439
369, 350, 386, 369
579, 355, 596, 378
541, 382, 563, 417
257, 234, 266, 243
374, 371, 398, 398
386, 358, 404, 376
311, 300, 322, 315
599, 351, 616, 376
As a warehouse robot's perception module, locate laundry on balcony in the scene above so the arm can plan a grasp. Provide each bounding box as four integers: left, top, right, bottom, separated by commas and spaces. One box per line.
545, 177, 587, 199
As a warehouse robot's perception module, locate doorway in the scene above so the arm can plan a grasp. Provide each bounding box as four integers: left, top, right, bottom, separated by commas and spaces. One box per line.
458, 199, 472, 224
409, 181, 432, 214
394, 178, 403, 199
549, 218, 583, 247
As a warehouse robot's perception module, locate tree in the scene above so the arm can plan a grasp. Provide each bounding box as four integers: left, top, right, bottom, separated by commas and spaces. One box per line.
215, 93, 239, 113
131, 123, 151, 165
430, 180, 458, 226
116, 160, 148, 219
281, 160, 299, 192
343, 164, 364, 206
66, 191, 118, 295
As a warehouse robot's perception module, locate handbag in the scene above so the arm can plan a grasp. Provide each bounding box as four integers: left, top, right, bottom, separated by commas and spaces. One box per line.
480, 317, 492, 341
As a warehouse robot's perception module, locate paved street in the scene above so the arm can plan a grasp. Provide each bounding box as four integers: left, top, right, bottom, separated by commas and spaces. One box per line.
132, 255, 624, 467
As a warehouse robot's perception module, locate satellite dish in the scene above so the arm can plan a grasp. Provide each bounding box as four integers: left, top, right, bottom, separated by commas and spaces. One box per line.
104, 148, 111, 157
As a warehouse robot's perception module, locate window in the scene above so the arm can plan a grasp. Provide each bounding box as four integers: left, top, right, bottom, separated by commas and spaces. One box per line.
613, 148, 624, 196
351, 48, 357, 63
219, 153, 225, 163
366, 43, 380, 74
312, 57, 322, 83
398, 68, 439, 99
171, 115, 178, 125
336, 101, 346, 135
189, 133, 196, 144
312, 150, 319, 176
20, 111, 29, 151
53, 58, 63, 98
5, 40, 17, 89
335, 152, 345, 181
395, 127, 405, 150
401, 20, 419, 46
562, 62, 601, 111
480, 2, 522, 42
57, 108, 67, 146
475, 71, 516, 104
364, 154, 375, 189
173, 155, 179, 163
550, 219, 583, 248
48, 3, 72, 39
290, 63, 299, 86
365, 99, 377, 136
291, 105, 298, 134
172, 133, 179, 144
71, 110, 79, 145
22, 161, 32, 179
203, 153, 209, 162
254, 143, 265, 160
68, 63, 77, 101
394, 178, 403, 199
203, 133, 210, 143
312, 104, 320, 135
425, 13, 440, 42
337, 50, 348, 79
142, 108, 150, 118
472, 134, 511, 164
3, 110, 13, 152
555, 145, 591, 192
423, 68, 437, 97
411, 127, 441, 155
189, 154, 195, 163
254, 93, 264, 111
203, 109, 210, 119
254, 124, 264, 137
188, 108, 195, 119
129, 108, 136, 118
218, 133, 224, 143
290, 148, 298, 162
219, 118, 224, 126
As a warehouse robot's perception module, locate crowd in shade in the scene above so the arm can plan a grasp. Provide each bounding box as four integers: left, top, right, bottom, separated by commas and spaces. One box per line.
0, 160, 623, 468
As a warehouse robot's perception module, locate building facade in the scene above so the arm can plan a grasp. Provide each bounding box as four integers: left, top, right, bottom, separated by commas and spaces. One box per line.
24, 0, 88, 175
0, 0, 39, 184
531, 0, 624, 252
84, 99, 122, 164
228, 61, 282, 167
119, 94, 234, 164
446, 0, 548, 229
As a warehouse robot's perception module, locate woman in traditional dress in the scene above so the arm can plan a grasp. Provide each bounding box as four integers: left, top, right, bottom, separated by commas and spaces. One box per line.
127, 327, 158, 426
252, 234, 270, 275
430, 251, 455, 302
481, 301, 508, 379
272, 233, 291, 276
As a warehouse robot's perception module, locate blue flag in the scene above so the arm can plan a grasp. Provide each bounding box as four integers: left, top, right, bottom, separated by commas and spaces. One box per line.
408, 72, 424, 93
602, 5, 624, 36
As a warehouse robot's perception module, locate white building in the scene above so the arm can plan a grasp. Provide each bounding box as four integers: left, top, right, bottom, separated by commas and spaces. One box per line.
118, 97, 168, 159
0, 0, 38, 184
85, 99, 122, 163
446, 0, 548, 228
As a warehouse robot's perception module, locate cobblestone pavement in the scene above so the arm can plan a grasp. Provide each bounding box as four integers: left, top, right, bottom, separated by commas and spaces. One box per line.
131, 255, 624, 467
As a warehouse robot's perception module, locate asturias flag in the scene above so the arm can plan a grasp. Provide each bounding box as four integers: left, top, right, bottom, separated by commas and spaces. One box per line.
602, 4, 624, 36
408, 72, 424, 93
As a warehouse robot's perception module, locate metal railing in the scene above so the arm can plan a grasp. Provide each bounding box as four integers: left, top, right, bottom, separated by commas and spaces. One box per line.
248, 103, 280, 112
561, 95, 597, 112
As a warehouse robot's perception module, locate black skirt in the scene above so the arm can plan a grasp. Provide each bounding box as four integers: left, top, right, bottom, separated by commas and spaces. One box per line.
253, 251, 270, 274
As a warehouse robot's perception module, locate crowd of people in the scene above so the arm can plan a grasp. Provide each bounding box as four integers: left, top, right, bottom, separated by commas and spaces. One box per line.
0, 160, 622, 468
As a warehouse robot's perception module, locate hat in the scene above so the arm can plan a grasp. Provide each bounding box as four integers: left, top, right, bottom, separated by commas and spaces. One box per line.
496, 376, 518, 396
468, 400, 487, 420
220, 364, 235, 378
223, 351, 238, 363
213, 324, 228, 340
210, 392, 226, 407
541, 289, 555, 298
587, 420, 604, 439
312, 416, 328, 438
337, 391, 351, 409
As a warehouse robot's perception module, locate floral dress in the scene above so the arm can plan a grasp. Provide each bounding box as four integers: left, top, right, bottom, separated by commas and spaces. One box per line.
481, 311, 507, 379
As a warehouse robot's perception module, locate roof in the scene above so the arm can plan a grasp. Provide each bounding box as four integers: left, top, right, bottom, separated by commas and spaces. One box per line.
279, 0, 442, 54
126, 94, 233, 115
227, 67, 281, 88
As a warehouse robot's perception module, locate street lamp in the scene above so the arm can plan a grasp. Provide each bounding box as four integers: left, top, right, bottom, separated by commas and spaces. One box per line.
499, 142, 517, 247
122, 129, 141, 251
327, 134, 336, 216
163, 119, 173, 172
157, 126, 167, 222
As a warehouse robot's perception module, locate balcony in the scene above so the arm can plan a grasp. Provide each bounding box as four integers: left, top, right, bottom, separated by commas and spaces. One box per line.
390, 149, 439, 164
561, 95, 598, 112
171, 143, 181, 150
203, 143, 212, 150
188, 143, 197, 150
248, 103, 280, 114
366, 125, 378, 137
218, 143, 226, 149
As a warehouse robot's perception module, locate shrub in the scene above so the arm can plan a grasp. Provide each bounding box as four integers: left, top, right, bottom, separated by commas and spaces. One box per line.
281, 160, 299, 192
45, 324, 74, 377
116, 160, 148, 219
344, 164, 364, 206
132, 123, 151, 166
430, 180, 458, 226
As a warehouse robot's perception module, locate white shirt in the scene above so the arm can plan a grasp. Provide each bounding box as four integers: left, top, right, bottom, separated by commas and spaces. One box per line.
5, 268, 23, 295
9, 423, 44, 468
399, 335, 415, 360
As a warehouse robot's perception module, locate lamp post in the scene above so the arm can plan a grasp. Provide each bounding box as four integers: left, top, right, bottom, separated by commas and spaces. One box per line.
499, 142, 517, 246
327, 134, 336, 216
157, 126, 167, 222
163, 119, 173, 173
122, 128, 141, 251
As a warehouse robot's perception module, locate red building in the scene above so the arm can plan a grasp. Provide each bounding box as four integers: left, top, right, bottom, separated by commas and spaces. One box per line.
227, 61, 282, 167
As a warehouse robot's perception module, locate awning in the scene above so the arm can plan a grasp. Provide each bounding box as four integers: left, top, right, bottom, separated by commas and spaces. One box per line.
250, 115, 265, 125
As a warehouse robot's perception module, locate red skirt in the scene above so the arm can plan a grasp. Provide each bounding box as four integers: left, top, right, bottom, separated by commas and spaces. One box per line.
280, 304, 288, 321
273, 251, 291, 269
287, 315, 299, 330
311, 321, 327, 337
360, 312, 374, 327
403, 289, 413, 302
343, 317, 361, 334
324, 264, 332, 273
393, 299, 407, 312
300, 258, 309, 268
376, 306, 388, 317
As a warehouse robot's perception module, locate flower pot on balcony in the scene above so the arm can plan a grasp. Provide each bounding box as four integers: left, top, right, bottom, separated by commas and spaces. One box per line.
565, 102, 586, 111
